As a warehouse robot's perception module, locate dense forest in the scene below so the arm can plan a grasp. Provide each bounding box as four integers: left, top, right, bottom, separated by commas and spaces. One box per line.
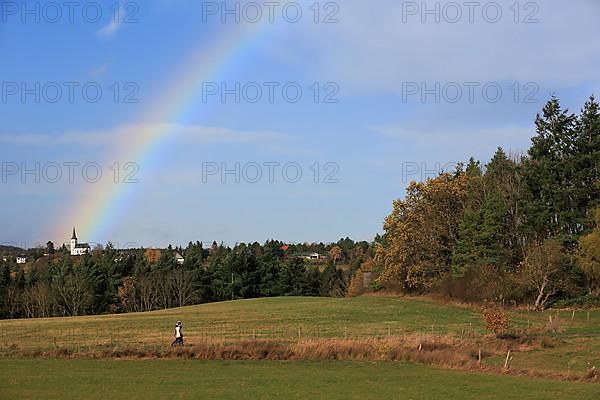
0, 96, 598, 319
377, 96, 600, 309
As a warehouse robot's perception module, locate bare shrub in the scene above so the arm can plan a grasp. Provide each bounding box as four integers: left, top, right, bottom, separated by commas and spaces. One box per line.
520, 240, 570, 310
543, 315, 565, 334
437, 267, 526, 304
540, 336, 557, 348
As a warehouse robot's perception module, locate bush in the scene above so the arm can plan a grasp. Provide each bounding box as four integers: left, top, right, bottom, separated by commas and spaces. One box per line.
481, 305, 510, 336
437, 267, 527, 304
549, 295, 600, 309
540, 336, 557, 348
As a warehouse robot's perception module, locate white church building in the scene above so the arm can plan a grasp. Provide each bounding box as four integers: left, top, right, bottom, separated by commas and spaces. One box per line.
70, 227, 90, 256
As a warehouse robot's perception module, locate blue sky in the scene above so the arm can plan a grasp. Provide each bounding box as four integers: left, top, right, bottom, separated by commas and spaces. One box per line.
1, 0, 599, 248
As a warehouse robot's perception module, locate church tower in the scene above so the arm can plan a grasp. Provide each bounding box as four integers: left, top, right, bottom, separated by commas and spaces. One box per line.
70, 227, 78, 255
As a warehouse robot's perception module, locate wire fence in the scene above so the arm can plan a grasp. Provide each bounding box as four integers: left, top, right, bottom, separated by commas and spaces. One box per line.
0, 309, 595, 351
0, 322, 485, 351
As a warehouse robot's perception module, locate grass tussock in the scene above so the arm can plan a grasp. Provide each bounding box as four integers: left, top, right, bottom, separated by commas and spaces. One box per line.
26, 337, 476, 368
3, 334, 596, 384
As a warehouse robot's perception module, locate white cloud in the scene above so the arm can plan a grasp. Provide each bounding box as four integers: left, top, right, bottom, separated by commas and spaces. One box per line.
0, 123, 287, 147
97, 20, 122, 38
90, 63, 109, 77
371, 122, 531, 141
96, 4, 127, 38
276, 0, 600, 93
370, 122, 533, 159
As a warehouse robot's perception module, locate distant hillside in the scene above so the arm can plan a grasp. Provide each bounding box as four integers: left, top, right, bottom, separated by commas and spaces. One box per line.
0, 245, 25, 256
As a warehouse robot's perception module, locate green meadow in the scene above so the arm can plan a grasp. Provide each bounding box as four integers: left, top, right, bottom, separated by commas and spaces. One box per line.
1, 296, 599, 389
1, 359, 599, 400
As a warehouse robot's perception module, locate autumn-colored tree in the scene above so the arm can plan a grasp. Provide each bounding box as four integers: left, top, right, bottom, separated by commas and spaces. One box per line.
577, 208, 600, 295
118, 276, 138, 313
144, 248, 161, 264
378, 172, 469, 291
329, 246, 343, 265
347, 269, 365, 297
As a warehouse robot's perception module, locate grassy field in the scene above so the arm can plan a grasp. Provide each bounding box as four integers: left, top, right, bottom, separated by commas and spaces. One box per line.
1, 359, 598, 400
487, 337, 600, 376
0, 297, 488, 348
1, 296, 598, 376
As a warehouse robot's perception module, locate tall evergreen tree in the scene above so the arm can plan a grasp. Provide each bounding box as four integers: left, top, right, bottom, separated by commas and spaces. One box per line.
574, 96, 600, 225
0, 262, 10, 288
522, 97, 579, 241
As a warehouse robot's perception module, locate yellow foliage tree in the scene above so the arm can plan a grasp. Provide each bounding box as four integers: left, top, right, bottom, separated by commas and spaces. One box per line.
377, 173, 469, 291
347, 269, 365, 297
577, 209, 600, 295
329, 246, 343, 265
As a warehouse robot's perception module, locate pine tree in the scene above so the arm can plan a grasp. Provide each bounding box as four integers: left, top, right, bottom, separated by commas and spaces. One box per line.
320, 263, 346, 297
452, 209, 482, 276
452, 192, 512, 275
574, 96, 600, 224
522, 97, 579, 240
279, 258, 309, 296
0, 262, 11, 288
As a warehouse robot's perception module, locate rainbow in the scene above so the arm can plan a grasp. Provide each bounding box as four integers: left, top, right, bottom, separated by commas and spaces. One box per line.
50, 19, 273, 245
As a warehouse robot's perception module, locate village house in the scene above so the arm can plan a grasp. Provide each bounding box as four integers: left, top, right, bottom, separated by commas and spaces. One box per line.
297, 252, 326, 261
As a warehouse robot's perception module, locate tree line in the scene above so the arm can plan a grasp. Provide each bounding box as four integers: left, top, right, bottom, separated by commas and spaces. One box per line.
0, 239, 375, 318
376, 96, 600, 309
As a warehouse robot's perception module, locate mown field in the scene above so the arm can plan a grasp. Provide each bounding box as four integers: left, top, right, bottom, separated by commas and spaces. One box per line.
0, 296, 598, 376
1, 359, 599, 400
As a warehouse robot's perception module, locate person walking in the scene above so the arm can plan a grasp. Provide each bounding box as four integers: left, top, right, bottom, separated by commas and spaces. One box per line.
171, 321, 184, 346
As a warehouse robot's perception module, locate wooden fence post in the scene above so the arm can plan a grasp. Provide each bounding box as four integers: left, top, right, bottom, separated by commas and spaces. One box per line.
503, 350, 512, 370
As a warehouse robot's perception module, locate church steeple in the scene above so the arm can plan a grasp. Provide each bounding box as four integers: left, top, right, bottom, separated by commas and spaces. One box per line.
71, 227, 77, 240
